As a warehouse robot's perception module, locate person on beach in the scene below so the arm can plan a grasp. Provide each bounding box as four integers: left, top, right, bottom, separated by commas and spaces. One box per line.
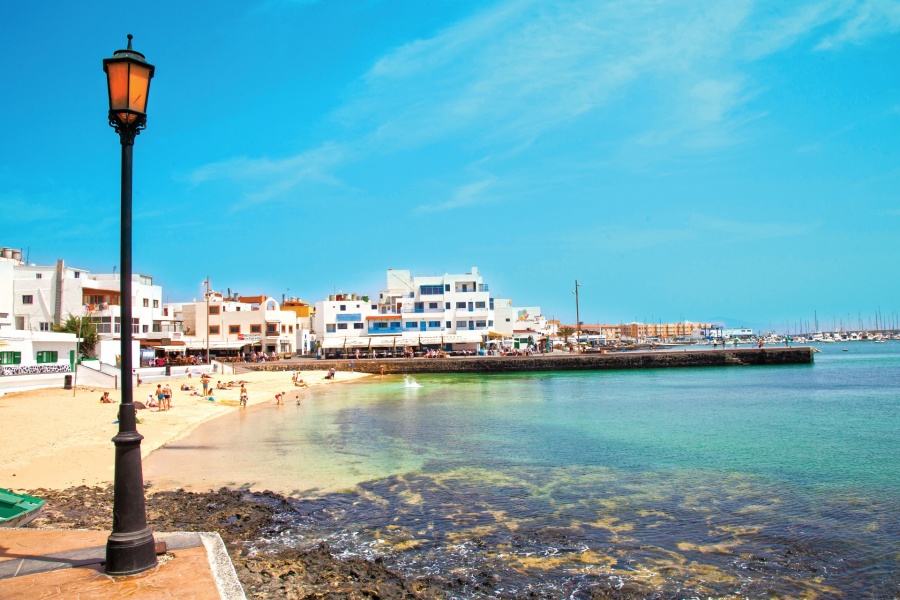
201, 374, 210, 396
156, 385, 165, 411
324, 368, 336, 380
100, 391, 113, 403
163, 383, 172, 410
294, 378, 308, 388
275, 391, 285, 405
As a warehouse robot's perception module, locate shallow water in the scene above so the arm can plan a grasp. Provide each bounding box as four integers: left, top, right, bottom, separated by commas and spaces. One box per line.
147, 343, 900, 597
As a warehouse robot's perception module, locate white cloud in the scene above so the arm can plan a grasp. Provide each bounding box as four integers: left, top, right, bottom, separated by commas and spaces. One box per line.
186, 0, 899, 206
416, 178, 496, 213
815, 0, 900, 50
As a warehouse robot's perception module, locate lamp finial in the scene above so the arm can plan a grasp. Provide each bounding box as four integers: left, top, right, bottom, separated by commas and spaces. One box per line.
127, 34, 133, 50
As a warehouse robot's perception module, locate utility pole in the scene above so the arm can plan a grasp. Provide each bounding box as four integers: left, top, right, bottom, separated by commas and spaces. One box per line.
573, 279, 581, 353
204, 276, 211, 364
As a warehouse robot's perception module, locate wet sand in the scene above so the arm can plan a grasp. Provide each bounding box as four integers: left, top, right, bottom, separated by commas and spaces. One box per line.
0, 368, 370, 491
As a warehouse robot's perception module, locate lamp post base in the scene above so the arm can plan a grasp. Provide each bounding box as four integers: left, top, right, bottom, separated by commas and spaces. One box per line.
106, 527, 157, 576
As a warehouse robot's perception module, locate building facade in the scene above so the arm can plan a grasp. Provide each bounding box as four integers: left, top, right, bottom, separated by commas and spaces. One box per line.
170, 293, 299, 358
315, 267, 497, 354
7, 255, 179, 341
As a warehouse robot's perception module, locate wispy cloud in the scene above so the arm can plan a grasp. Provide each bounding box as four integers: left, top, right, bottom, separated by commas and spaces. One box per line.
815, 0, 900, 50
186, 0, 900, 207
415, 178, 496, 213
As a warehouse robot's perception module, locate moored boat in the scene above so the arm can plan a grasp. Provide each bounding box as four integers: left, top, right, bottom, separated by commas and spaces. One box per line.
0, 488, 45, 527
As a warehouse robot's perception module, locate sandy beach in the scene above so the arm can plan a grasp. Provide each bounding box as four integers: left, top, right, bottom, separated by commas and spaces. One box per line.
0, 368, 370, 491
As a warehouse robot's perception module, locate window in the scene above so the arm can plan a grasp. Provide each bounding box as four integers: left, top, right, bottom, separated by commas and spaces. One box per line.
91, 316, 112, 333
414, 302, 424, 311
456, 321, 467, 327
281, 325, 286, 333
251, 324, 261, 334
22, 295, 33, 304
505, 318, 511, 322
476, 320, 487, 328
143, 298, 149, 307
153, 300, 159, 308
326, 324, 336, 333
445, 284, 450, 292
420, 285, 443, 295
209, 306, 220, 315
289, 325, 293, 333
445, 302, 451, 309
337, 323, 348, 330
339, 305, 346, 311
267, 324, 277, 334
371, 304, 377, 310
475, 301, 486, 309
353, 323, 364, 329
229, 325, 241, 334
446, 321, 452, 328
39, 322, 51, 331
0, 351, 22, 365
74, 271, 80, 279
406, 322, 418, 329
36, 351, 58, 364
488, 320, 493, 327
35, 273, 42, 279
152, 323, 161, 333
429, 302, 438, 309
142, 325, 149, 333
209, 325, 220, 334
428, 321, 440, 328
456, 302, 466, 309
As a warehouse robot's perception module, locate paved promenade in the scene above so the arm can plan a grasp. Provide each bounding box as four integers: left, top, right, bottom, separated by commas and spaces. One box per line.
0, 529, 244, 599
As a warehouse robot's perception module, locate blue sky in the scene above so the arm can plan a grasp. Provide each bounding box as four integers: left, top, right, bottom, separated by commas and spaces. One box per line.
2, 0, 899, 331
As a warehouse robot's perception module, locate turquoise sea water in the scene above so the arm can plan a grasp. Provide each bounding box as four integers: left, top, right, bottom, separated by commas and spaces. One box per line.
147, 343, 899, 598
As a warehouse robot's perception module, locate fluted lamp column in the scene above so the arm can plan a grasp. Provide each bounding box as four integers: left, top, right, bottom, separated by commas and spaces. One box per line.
102, 34, 157, 576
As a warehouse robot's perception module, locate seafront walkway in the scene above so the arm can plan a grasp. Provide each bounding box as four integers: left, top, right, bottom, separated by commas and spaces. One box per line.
241, 346, 814, 375
0, 529, 244, 599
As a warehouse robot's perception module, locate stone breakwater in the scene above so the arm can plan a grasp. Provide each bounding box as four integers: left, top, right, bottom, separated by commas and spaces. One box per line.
243, 347, 814, 375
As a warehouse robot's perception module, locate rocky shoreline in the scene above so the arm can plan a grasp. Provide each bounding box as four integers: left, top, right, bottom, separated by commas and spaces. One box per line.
26, 486, 450, 599
25, 486, 653, 599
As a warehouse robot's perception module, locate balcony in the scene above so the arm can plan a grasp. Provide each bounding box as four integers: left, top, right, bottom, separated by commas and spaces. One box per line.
368, 324, 403, 335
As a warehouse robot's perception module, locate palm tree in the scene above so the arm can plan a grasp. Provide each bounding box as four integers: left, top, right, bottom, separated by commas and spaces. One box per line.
54, 314, 98, 359
557, 326, 575, 348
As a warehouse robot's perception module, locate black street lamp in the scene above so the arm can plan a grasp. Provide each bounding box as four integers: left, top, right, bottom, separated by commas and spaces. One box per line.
102, 34, 157, 576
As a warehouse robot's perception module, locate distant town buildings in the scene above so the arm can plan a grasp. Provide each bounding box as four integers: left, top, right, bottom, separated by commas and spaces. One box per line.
168, 292, 301, 359
315, 267, 554, 354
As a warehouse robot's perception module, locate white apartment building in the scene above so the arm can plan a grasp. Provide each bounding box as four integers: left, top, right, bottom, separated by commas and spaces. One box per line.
170, 292, 299, 358
315, 267, 496, 354
493, 301, 553, 347
7, 256, 179, 341
1, 248, 77, 380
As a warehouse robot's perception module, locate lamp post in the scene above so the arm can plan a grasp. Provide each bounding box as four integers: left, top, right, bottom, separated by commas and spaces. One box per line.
103, 34, 157, 576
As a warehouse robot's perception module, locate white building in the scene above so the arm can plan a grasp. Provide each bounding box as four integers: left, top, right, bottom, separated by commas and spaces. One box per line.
7, 255, 179, 342
315, 267, 498, 355
493, 301, 552, 347
169, 292, 299, 359
0, 329, 78, 393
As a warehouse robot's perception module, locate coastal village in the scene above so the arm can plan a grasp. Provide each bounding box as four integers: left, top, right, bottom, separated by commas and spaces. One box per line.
1, 244, 896, 388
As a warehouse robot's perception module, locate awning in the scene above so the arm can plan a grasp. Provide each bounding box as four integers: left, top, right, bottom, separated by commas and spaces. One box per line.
366, 315, 401, 320
182, 339, 251, 350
